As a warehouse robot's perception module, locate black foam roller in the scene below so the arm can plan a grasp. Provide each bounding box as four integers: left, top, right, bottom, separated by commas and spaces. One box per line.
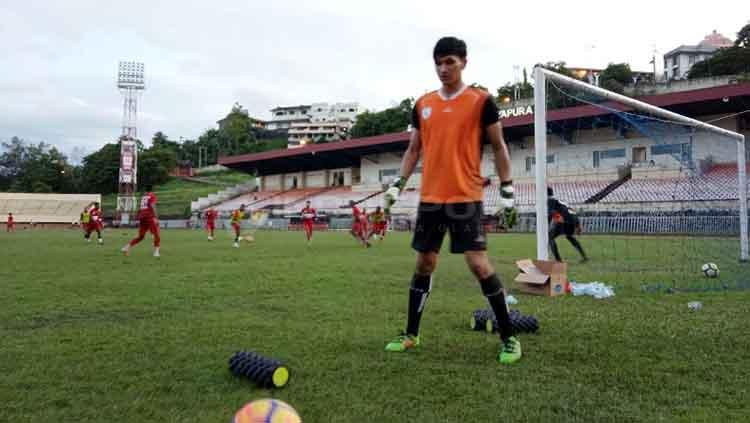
228, 350, 290, 389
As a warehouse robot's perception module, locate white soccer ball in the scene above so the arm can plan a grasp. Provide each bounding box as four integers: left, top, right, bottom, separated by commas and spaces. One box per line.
701, 263, 719, 278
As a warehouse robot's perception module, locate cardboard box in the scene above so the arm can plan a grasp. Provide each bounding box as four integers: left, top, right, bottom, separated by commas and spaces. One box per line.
514, 259, 568, 297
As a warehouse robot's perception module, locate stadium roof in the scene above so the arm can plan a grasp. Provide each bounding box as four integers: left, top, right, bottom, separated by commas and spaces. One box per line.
221, 83, 750, 175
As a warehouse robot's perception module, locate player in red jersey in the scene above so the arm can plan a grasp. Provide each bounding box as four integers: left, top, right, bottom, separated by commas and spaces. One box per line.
84, 202, 104, 245
6, 212, 14, 232
349, 201, 371, 248
300, 200, 316, 245
368, 206, 387, 241
122, 188, 161, 257
204, 208, 218, 241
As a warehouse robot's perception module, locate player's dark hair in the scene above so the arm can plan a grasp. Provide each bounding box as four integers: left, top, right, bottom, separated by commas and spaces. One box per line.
433, 37, 467, 62
547, 187, 554, 197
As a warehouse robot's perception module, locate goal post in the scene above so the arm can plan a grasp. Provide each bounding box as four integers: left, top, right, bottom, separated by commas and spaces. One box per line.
532, 66, 748, 263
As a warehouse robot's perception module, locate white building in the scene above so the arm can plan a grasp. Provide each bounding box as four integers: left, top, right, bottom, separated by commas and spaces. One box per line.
286, 102, 361, 148
664, 30, 733, 80
266, 105, 311, 131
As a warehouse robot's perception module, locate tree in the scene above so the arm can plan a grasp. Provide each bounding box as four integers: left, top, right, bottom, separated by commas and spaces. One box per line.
81, 142, 122, 195
151, 131, 180, 152
688, 23, 750, 79
350, 98, 414, 138
138, 147, 174, 190
600, 63, 633, 94
0, 138, 76, 193
735, 23, 750, 48
496, 68, 534, 103
0, 137, 26, 190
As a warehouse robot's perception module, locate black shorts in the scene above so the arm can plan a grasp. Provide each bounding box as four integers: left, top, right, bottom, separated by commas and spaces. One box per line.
411, 202, 486, 254
550, 222, 577, 237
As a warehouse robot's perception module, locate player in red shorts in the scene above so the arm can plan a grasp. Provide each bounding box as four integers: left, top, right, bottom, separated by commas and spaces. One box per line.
349, 201, 371, 248
6, 212, 15, 232
368, 206, 387, 241
204, 208, 218, 241
121, 188, 161, 257
84, 202, 104, 245
300, 200, 316, 245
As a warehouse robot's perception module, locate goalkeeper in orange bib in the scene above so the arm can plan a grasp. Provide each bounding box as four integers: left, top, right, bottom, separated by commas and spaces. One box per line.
382, 36, 521, 364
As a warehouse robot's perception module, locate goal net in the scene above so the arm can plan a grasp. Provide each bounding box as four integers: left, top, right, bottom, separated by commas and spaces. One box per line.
527, 67, 748, 290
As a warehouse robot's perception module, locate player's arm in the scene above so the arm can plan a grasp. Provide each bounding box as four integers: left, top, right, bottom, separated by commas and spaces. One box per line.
485, 98, 517, 228
399, 129, 422, 181
488, 121, 512, 183
385, 127, 421, 211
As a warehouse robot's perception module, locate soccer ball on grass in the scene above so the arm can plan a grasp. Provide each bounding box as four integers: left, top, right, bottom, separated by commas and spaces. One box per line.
701, 263, 719, 278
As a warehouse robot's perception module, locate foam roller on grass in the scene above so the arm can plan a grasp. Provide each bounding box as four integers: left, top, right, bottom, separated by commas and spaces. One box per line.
488, 314, 539, 334
228, 350, 290, 389
470, 308, 539, 334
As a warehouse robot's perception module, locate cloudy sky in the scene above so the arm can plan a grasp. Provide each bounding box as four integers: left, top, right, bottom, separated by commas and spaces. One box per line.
0, 0, 746, 161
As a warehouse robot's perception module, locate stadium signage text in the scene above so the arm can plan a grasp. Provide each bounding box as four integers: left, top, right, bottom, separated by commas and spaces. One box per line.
498, 105, 534, 119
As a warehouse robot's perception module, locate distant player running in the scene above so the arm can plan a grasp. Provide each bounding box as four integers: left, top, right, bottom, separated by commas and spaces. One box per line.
368, 206, 387, 241
205, 208, 218, 241
301, 201, 316, 244
80, 208, 91, 236
383, 37, 521, 364
548, 187, 588, 263
349, 201, 371, 248
84, 202, 104, 245
122, 188, 161, 257
231, 204, 247, 248
6, 212, 15, 232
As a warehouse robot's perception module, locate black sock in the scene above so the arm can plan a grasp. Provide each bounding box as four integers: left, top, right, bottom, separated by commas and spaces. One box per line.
405, 273, 432, 336
480, 274, 513, 341
549, 238, 562, 261
567, 236, 587, 259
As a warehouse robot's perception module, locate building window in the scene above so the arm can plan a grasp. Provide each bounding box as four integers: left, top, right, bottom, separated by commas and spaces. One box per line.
525, 155, 555, 171
689, 55, 695, 65
379, 168, 399, 183
599, 148, 626, 159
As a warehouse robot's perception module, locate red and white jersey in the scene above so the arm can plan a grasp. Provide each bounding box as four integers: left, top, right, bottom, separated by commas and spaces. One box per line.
7, 215, 13, 225
137, 192, 157, 220
205, 209, 217, 224
89, 208, 102, 223
352, 206, 363, 222
301, 207, 316, 222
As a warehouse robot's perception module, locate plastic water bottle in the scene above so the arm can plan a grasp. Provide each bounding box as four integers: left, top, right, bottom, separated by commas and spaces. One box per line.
687, 301, 702, 311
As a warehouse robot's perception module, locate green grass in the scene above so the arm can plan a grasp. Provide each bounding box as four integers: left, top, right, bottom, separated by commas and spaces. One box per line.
101, 172, 254, 218
2, 230, 749, 422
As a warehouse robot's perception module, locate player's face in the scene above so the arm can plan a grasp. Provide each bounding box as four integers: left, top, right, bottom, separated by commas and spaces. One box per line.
434, 55, 465, 86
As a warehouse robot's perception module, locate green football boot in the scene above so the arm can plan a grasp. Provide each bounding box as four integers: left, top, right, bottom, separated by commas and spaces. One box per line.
385, 332, 420, 352
499, 336, 522, 364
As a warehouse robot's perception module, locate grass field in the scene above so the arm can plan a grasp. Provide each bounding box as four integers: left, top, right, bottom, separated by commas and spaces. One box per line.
2, 229, 749, 422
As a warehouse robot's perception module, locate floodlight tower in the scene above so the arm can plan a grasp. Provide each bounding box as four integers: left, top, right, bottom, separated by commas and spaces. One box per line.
116, 61, 145, 224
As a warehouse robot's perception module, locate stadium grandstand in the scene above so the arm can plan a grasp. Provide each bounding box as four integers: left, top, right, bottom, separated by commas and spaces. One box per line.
208, 78, 750, 233
0, 193, 101, 228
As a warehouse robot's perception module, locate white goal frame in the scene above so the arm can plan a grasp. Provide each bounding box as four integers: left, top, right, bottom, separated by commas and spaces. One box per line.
532, 66, 748, 262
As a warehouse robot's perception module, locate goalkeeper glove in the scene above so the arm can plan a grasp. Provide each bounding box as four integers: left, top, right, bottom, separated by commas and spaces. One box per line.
384, 176, 407, 212
495, 180, 517, 229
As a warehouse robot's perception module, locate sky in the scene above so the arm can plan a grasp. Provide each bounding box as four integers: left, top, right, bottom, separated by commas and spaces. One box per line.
0, 0, 747, 162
